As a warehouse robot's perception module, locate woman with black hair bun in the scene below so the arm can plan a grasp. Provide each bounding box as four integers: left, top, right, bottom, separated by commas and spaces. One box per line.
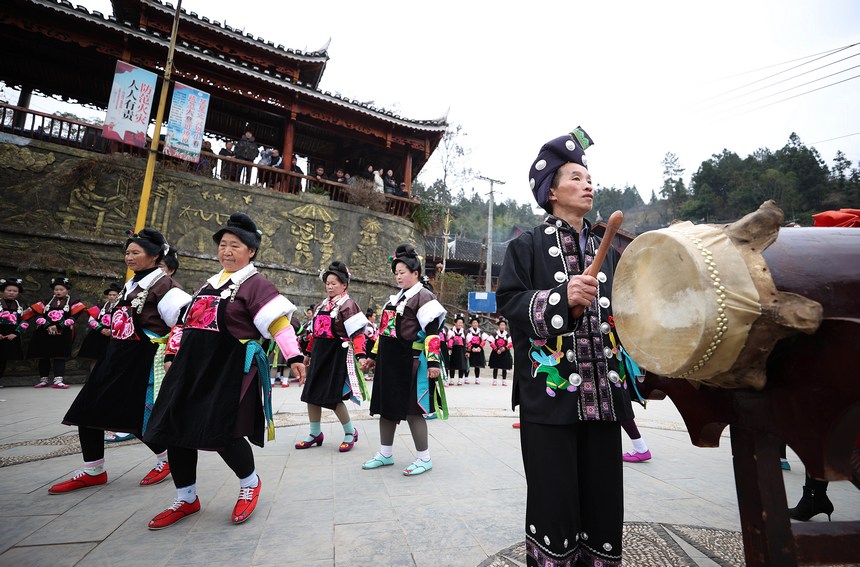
487, 317, 513, 387
0, 278, 27, 388
78, 282, 123, 368
145, 212, 306, 530
465, 315, 491, 385
363, 308, 378, 380
360, 244, 447, 476
23, 276, 87, 389
50, 228, 191, 495
296, 261, 369, 453
159, 246, 180, 277
446, 313, 468, 386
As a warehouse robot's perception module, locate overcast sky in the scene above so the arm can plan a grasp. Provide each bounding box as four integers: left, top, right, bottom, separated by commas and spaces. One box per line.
12, 0, 860, 210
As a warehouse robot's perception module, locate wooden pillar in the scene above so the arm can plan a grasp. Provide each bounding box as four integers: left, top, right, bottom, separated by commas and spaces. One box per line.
283, 114, 295, 163
404, 150, 413, 197
730, 424, 798, 566
12, 87, 32, 129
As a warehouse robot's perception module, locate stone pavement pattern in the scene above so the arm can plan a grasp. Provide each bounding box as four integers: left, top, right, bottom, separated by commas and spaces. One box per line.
1, 381, 859, 566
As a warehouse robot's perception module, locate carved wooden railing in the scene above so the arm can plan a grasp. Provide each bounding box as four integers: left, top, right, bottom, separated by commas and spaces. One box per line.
0, 102, 420, 219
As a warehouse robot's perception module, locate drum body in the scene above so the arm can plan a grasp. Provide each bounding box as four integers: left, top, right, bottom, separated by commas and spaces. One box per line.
612, 222, 761, 381
612, 202, 842, 389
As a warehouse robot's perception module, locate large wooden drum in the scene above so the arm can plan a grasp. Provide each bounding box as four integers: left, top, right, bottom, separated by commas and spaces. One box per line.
612, 201, 837, 389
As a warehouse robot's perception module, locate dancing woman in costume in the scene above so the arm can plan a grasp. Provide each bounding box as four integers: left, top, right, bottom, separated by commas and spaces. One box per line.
144, 212, 305, 529
0, 278, 27, 388
24, 277, 87, 389
51, 229, 191, 494
360, 244, 446, 476
296, 261, 369, 453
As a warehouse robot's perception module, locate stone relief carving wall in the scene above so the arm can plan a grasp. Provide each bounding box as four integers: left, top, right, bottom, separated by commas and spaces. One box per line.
0, 139, 423, 380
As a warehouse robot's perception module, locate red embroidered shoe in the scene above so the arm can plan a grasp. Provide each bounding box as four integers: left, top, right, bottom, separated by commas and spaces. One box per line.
231, 477, 262, 524
140, 461, 171, 486
148, 497, 201, 530
48, 470, 107, 494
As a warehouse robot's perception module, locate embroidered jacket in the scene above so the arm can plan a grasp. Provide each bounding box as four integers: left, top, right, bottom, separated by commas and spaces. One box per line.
497, 216, 634, 425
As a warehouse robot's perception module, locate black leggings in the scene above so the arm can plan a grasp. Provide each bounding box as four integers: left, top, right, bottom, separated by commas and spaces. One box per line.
620, 418, 641, 440
492, 369, 508, 380
39, 358, 66, 378
169, 438, 255, 488
79, 426, 165, 462
0, 359, 5, 382
473, 367, 481, 378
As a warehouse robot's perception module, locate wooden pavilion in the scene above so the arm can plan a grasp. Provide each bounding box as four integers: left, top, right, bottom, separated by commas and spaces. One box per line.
0, 0, 447, 190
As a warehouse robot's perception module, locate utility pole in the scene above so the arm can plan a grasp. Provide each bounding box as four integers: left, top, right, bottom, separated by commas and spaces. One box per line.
476, 175, 505, 292
440, 207, 451, 299
128, 0, 182, 279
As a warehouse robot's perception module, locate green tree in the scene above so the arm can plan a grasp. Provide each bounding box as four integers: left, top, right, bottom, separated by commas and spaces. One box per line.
660, 152, 688, 218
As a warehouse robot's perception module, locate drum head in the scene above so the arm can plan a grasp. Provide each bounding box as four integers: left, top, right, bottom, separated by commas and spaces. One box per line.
613, 222, 761, 380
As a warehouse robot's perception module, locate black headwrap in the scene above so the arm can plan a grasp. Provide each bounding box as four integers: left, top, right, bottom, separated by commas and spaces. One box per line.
390, 243, 422, 275
103, 282, 123, 295
50, 276, 72, 290
321, 260, 351, 285
126, 227, 169, 260
213, 212, 262, 254
0, 278, 24, 293
529, 126, 594, 213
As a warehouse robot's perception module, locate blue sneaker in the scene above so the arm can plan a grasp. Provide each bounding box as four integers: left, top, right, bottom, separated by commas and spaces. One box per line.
362, 453, 394, 469
403, 458, 432, 476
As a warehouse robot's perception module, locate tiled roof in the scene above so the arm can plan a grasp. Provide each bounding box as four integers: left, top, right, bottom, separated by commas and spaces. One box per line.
424, 236, 507, 266
33, 0, 448, 132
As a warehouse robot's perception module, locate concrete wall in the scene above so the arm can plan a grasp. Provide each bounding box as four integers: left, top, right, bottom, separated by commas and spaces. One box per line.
0, 134, 423, 383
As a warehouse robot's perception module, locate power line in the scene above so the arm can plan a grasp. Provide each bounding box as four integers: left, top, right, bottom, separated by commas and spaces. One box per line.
809, 132, 860, 145
720, 63, 860, 112
701, 41, 860, 103
707, 52, 860, 109
731, 72, 860, 117
714, 44, 854, 80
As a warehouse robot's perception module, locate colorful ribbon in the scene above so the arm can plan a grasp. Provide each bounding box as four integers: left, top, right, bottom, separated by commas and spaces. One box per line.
245, 340, 275, 441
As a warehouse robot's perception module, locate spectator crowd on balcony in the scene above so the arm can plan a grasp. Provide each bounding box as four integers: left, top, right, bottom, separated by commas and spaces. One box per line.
191, 130, 411, 200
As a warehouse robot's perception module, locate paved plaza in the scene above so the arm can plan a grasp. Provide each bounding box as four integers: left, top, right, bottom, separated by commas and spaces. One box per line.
1, 379, 858, 566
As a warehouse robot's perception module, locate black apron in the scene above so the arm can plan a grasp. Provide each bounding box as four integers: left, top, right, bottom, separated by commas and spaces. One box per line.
487, 333, 513, 370
77, 303, 115, 360
63, 298, 157, 433
145, 287, 264, 449
448, 329, 467, 371
467, 331, 486, 367
0, 300, 24, 361
27, 298, 76, 359
369, 299, 420, 422
301, 305, 350, 410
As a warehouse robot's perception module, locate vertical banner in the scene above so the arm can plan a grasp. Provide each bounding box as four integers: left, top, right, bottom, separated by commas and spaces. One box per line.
102, 61, 157, 147
163, 82, 210, 163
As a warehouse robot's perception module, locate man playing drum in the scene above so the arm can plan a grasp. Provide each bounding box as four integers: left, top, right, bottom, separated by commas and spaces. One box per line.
498, 128, 636, 567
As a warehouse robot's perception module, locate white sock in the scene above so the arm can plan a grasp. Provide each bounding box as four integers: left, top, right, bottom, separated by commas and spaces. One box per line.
83, 458, 105, 475
631, 438, 648, 453
155, 450, 168, 464
416, 449, 430, 462
379, 445, 393, 458
239, 470, 259, 489
176, 484, 197, 504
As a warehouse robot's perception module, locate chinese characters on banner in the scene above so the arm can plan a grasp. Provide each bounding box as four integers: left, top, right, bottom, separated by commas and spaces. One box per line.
163, 82, 210, 163
102, 61, 157, 148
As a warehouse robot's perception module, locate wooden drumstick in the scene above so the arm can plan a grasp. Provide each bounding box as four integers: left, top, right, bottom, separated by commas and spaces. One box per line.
570, 210, 623, 319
